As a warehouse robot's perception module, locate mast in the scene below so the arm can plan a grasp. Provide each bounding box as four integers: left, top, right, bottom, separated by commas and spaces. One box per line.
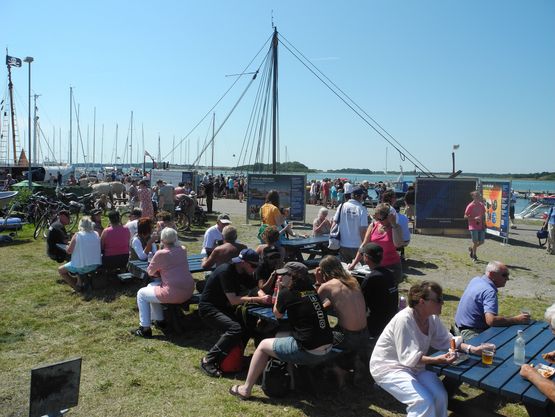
271, 27, 278, 174
100, 124, 104, 166
157, 134, 161, 165
69, 87, 73, 165
7, 58, 17, 164
92, 107, 96, 167
129, 111, 133, 168
115, 123, 118, 167
33, 94, 39, 164
211, 112, 215, 175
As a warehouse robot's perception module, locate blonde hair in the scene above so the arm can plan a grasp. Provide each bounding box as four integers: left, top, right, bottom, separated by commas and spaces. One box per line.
79, 216, 94, 232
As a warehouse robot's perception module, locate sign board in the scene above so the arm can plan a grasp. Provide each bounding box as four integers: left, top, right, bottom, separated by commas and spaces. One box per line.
415, 178, 477, 229
150, 170, 196, 191
29, 357, 82, 417
482, 180, 511, 239
247, 174, 306, 223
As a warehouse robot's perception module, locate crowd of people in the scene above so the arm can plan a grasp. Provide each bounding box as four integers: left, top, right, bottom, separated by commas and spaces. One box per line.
40, 180, 555, 416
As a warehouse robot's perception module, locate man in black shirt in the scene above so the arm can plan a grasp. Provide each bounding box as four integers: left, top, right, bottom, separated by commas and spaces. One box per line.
46, 210, 71, 263
199, 248, 271, 377
359, 243, 398, 338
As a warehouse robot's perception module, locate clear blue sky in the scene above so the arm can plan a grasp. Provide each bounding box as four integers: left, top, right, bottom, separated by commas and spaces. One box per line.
3, 0, 554, 174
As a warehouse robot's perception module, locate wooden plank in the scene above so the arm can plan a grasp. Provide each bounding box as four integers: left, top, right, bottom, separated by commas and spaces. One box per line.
480, 323, 548, 392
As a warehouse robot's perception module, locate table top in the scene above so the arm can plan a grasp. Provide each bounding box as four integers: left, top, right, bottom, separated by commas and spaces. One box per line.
247, 305, 287, 323
128, 253, 209, 275
279, 235, 329, 248
427, 321, 555, 408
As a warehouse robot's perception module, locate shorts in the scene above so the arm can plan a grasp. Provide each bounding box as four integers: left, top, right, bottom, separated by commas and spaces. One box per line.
470, 230, 485, 243
63, 262, 100, 275
272, 336, 332, 366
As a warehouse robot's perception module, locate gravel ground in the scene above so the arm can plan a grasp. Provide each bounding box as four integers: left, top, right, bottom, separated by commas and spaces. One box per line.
210, 197, 554, 300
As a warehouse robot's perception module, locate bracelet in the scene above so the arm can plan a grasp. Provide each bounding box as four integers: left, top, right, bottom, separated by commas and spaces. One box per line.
465, 345, 472, 355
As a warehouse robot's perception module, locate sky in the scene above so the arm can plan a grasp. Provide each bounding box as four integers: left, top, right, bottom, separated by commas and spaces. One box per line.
2, 0, 554, 174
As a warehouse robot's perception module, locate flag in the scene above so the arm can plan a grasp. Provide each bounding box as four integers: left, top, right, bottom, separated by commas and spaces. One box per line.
453, 144, 460, 150
6, 55, 22, 67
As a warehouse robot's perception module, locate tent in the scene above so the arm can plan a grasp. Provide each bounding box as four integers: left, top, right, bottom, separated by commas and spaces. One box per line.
11, 180, 42, 188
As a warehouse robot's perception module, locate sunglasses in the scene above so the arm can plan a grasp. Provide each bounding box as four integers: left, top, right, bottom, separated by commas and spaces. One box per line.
501, 273, 510, 278
426, 296, 444, 304
373, 214, 387, 221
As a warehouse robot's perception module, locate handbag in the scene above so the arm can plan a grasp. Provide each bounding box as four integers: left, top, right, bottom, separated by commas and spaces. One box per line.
328, 204, 343, 250
537, 207, 553, 246
261, 358, 291, 397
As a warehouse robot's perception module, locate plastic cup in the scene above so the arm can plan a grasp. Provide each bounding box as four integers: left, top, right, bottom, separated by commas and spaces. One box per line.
521, 308, 531, 316
481, 343, 496, 365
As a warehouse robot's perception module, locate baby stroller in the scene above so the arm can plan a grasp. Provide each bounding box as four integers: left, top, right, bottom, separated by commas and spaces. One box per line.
0, 191, 24, 243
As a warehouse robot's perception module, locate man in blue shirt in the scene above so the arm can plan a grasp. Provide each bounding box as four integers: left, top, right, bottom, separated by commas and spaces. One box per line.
454, 261, 530, 341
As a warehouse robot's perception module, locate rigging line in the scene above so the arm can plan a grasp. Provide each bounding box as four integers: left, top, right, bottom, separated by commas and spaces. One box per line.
253, 54, 273, 170
190, 71, 259, 167
38, 123, 57, 163
279, 35, 434, 177
162, 33, 273, 161
236, 49, 273, 170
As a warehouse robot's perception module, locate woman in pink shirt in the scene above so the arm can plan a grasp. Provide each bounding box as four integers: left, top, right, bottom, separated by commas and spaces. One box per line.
349, 203, 404, 284
100, 211, 131, 269
133, 227, 195, 337
464, 191, 486, 262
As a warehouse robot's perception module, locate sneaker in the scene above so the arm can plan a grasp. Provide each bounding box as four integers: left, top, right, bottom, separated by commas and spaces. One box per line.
468, 247, 473, 259
201, 358, 222, 378
472, 256, 478, 263
132, 327, 152, 338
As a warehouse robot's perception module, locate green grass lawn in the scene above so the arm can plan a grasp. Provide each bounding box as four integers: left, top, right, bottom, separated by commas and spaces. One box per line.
0, 216, 550, 416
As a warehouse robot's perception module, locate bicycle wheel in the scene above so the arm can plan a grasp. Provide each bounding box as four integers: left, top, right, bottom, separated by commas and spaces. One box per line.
34, 214, 49, 240
119, 210, 130, 225
175, 212, 191, 233
67, 211, 80, 233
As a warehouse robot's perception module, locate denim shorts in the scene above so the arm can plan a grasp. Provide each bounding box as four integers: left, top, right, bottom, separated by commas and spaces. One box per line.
470, 230, 485, 243
272, 336, 332, 366
63, 262, 99, 274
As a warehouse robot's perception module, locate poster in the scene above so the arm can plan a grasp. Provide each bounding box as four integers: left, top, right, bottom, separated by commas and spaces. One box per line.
415, 178, 478, 229
247, 174, 306, 223
150, 170, 196, 191
481, 180, 510, 238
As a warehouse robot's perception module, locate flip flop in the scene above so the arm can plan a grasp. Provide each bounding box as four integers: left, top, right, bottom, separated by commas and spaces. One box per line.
229, 385, 250, 401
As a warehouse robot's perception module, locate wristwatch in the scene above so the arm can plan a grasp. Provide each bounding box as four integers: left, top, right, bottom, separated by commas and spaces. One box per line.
465, 345, 472, 355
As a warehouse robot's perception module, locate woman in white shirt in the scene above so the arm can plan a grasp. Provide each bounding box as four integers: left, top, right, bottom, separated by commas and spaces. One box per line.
58, 216, 101, 291
130, 217, 158, 261
370, 281, 487, 417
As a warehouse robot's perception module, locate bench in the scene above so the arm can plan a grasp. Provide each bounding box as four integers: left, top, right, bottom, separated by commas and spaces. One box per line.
161, 294, 201, 334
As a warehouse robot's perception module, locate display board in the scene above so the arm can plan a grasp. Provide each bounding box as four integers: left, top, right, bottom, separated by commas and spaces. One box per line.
247, 174, 306, 223
482, 180, 511, 239
150, 170, 196, 190
29, 358, 82, 417
415, 178, 478, 229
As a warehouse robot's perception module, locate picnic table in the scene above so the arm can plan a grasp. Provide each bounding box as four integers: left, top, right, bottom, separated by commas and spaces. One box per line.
427, 321, 555, 417
280, 235, 330, 264
127, 253, 210, 279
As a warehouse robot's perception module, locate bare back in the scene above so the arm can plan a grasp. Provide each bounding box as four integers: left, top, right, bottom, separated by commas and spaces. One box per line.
318, 278, 367, 332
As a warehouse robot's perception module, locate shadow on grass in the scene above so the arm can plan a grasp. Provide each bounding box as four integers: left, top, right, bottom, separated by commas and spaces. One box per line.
0, 237, 33, 247
403, 259, 439, 276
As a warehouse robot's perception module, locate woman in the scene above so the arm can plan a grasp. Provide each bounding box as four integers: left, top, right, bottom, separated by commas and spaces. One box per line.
370, 281, 486, 417
130, 217, 157, 261
312, 207, 331, 236
348, 203, 404, 284
260, 190, 282, 228
133, 227, 195, 337
58, 216, 101, 291
100, 210, 131, 269
90, 209, 104, 235
137, 179, 154, 219
229, 262, 333, 400
237, 178, 245, 203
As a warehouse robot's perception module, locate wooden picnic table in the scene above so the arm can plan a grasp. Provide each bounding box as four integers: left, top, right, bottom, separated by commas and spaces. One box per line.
280, 235, 330, 264
427, 321, 555, 417
127, 253, 210, 280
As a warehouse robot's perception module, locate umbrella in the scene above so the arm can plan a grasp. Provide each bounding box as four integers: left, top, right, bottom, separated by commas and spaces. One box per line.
11, 180, 42, 188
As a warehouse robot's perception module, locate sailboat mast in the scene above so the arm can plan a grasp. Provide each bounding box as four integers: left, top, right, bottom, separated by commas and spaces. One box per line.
100, 124, 104, 166
69, 87, 73, 165
211, 112, 215, 176
271, 27, 279, 174
92, 107, 96, 167
7, 61, 17, 164
130, 111, 133, 168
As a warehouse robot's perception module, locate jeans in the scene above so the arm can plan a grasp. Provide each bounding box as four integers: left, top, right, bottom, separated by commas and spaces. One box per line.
199, 305, 248, 365
137, 282, 163, 327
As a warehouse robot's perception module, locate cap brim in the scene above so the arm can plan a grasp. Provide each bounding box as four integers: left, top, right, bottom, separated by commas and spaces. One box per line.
219, 219, 232, 224
275, 268, 289, 275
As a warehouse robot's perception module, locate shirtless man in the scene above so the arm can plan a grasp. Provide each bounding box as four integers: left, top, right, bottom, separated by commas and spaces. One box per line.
201, 225, 247, 270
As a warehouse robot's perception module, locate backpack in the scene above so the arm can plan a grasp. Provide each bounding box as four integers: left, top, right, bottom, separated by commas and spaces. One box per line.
261, 359, 290, 397
219, 343, 244, 373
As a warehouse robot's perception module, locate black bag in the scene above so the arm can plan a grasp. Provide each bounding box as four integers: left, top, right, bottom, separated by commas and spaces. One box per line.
261, 359, 290, 398
328, 203, 343, 250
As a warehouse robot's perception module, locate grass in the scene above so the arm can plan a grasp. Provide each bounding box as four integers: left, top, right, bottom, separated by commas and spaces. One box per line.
0, 214, 551, 417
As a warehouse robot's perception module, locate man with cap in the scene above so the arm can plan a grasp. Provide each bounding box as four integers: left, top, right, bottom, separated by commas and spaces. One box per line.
454, 261, 530, 341
358, 243, 399, 339
331, 185, 369, 263
201, 225, 247, 270
201, 214, 232, 256
199, 248, 272, 377
46, 210, 71, 263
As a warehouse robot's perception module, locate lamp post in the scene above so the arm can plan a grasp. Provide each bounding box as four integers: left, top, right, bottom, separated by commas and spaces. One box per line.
452, 144, 460, 174
24, 56, 34, 189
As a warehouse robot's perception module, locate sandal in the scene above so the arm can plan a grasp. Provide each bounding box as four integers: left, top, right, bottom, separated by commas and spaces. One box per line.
200, 358, 222, 378
229, 384, 250, 400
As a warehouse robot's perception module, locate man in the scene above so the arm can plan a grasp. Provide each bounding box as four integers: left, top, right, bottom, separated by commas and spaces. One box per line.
358, 243, 399, 339
199, 248, 271, 377
332, 186, 368, 263
204, 176, 214, 213
157, 180, 175, 214
201, 214, 232, 255
46, 210, 71, 263
124, 208, 142, 244
321, 179, 330, 208
509, 189, 517, 229
392, 200, 411, 260
454, 261, 530, 341
201, 225, 247, 270
464, 191, 486, 262
544, 206, 555, 255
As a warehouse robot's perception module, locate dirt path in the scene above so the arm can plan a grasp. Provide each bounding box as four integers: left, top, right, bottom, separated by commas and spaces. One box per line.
211, 198, 554, 300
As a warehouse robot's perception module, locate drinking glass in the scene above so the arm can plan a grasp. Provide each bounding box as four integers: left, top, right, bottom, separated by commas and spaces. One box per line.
481, 343, 496, 366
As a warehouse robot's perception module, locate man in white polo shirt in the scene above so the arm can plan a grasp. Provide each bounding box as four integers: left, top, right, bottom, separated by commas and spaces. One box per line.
201, 213, 232, 256
332, 186, 368, 263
